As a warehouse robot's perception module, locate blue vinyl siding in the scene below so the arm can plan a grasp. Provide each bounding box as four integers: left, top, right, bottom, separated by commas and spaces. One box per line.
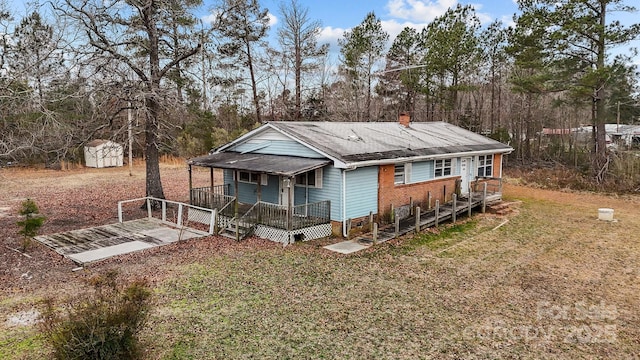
294, 186, 309, 205
236, 182, 257, 204
292, 167, 342, 221
261, 175, 279, 204
295, 166, 343, 221
223, 170, 278, 204
345, 166, 378, 219
224, 169, 233, 191
231, 140, 324, 158
411, 160, 434, 183
310, 166, 342, 221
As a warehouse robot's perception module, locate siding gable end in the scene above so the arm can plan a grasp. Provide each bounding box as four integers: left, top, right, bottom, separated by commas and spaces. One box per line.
228, 128, 325, 159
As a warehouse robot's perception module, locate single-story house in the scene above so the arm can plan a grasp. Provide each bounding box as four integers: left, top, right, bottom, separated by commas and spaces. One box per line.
84, 139, 124, 168
188, 114, 513, 244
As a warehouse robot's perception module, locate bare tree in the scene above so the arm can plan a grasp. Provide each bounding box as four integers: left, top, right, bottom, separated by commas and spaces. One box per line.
57, 0, 203, 201
276, 0, 327, 120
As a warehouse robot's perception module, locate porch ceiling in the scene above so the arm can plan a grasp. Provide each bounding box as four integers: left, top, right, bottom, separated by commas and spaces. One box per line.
188, 152, 331, 177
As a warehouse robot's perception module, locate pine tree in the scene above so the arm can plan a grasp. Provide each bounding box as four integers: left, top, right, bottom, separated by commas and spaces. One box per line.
214, 0, 270, 123
513, 0, 640, 177
339, 12, 388, 122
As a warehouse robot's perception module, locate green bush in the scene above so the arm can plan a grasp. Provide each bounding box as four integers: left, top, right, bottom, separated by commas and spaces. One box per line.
40, 271, 152, 360
16, 198, 45, 251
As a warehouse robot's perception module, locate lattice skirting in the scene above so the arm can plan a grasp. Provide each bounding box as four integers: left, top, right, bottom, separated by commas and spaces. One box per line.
254, 224, 332, 245
187, 208, 214, 225
218, 215, 233, 230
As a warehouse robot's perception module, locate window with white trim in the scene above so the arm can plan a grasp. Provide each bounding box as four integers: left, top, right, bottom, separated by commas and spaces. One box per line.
434, 159, 452, 177
237, 171, 267, 185
477, 155, 493, 177
295, 168, 323, 188
394, 164, 405, 184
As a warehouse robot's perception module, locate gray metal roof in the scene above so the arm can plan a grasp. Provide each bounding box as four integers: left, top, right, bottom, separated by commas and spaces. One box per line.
188, 152, 330, 176
268, 121, 512, 164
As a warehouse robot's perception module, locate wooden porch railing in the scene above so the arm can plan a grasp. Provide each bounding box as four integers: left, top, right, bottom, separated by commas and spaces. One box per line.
117, 197, 217, 234
471, 177, 502, 194
190, 185, 234, 216
240, 200, 331, 231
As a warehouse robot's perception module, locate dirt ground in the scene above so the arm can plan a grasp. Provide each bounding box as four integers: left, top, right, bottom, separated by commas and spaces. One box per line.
0, 164, 253, 296
1, 164, 640, 358
1, 164, 638, 295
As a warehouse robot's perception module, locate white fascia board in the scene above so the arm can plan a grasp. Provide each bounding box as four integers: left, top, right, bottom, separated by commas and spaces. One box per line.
343, 148, 513, 169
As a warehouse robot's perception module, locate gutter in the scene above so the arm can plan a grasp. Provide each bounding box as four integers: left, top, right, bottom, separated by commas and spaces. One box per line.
340, 148, 514, 170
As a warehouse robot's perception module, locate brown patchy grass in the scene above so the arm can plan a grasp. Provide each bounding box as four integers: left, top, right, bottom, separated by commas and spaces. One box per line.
1, 168, 640, 359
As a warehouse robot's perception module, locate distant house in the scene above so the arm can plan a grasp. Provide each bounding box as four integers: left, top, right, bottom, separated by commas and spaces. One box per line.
543, 124, 640, 149
188, 114, 513, 243
605, 124, 640, 148
84, 140, 124, 168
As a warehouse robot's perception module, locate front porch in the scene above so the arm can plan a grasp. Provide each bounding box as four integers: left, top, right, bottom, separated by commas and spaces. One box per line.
187, 153, 333, 244
189, 185, 332, 244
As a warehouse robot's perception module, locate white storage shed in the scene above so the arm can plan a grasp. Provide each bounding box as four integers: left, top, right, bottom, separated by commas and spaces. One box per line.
84, 140, 124, 168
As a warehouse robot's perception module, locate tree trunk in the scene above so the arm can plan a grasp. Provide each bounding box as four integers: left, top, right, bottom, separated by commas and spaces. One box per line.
144, 96, 165, 201
592, 0, 607, 178
295, 39, 302, 120
245, 40, 262, 123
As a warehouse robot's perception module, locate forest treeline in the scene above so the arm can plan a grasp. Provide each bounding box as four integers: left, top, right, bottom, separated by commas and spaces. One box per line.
1, 0, 639, 194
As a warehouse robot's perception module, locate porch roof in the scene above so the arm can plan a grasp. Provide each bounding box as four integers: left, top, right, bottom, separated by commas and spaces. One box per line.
188, 152, 330, 177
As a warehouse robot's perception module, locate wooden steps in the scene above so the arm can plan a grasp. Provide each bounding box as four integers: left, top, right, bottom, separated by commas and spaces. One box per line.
218, 218, 254, 240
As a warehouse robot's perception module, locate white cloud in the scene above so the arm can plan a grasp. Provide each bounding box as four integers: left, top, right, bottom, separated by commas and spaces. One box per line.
386, 0, 457, 23
381, 19, 430, 41
386, 0, 496, 26
267, 12, 278, 27
319, 26, 347, 45
201, 11, 218, 25
500, 14, 516, 28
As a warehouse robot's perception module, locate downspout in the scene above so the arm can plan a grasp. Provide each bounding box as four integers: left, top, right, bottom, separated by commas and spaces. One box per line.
342, 169, 347, 237
188, 164, 193, 204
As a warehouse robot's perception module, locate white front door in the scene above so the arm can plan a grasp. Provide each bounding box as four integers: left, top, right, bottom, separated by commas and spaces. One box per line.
460, 157, 473, 194
279, 176, 293, 206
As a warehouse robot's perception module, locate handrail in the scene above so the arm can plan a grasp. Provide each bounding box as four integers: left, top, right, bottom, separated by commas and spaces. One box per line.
217, 196, 236, 216
472, 177, 502, 194
235, 202, 261, 240
191, 184, 229, 195
117, 196, 217, 234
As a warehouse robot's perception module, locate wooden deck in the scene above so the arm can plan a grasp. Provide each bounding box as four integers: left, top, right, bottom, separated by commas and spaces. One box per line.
34, 218, 210, 265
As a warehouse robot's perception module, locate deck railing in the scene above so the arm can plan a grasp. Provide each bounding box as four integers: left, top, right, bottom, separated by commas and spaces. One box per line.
240, 200, 331, 231
471, 177, 502, 194
117, 197, 217, 234
190, 185, 235, 216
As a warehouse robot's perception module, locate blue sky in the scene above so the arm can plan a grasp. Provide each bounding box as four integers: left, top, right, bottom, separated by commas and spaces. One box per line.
5, 0, 638, 64
256, 0, 638, 66
255, 0, 519, 49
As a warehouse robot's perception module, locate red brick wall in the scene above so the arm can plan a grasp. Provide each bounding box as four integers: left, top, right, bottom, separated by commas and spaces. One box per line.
377, 164, 459, 219
493, 153, 502, 177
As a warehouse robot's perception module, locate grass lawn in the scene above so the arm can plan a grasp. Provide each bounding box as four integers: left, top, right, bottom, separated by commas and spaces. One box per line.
1, 166, 639, 359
